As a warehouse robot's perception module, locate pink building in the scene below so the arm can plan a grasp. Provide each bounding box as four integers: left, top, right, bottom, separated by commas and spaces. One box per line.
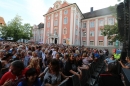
43, 0, 119, 47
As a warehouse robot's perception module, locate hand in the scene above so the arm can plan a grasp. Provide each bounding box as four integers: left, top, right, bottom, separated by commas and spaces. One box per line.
3, 79, 12, 86
118, 61, 121, 63
77, 74, 81, 80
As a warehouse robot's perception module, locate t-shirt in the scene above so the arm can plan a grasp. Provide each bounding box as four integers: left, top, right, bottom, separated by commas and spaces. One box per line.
125, 63, 130, 68
0, 71, 24, 86
52, 51, 57, 59
43, 70, 61, 85
105, 58, 116, 64
64, 61, 77, 76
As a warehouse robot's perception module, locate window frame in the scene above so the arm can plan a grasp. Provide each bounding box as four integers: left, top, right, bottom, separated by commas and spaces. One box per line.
83, 22, 86, 28
99, 19, 104, 26
63, 28, 67, 34
90, 21, 95, 28
82, 31, 86, 36
98, 41, 104, 46
90, 31, 94, 36
90, 41, 94, 46
64, 17, 68, 24
64, 10, 68, 15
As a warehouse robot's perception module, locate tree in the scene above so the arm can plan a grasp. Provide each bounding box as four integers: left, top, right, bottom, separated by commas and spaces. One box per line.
0, 15, 32, 42
101, 0, 123, 42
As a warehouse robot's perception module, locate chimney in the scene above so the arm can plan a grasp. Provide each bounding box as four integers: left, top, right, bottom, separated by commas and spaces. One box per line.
90, 7, 93, 12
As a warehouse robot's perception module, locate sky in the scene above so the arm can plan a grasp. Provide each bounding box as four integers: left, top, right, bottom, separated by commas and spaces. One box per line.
0, 0, 123, 26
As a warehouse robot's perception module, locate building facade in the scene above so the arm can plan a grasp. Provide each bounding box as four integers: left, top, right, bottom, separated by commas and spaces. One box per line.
43, 0, 121, 47
43, 0, 83, 45
32, 23, 44, 43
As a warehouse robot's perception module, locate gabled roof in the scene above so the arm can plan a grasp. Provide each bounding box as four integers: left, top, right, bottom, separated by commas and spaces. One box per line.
0, 17, 5, 24
83, 7, 115, 19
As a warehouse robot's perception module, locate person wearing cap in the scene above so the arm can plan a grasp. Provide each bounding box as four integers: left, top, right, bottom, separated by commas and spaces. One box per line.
0, 60, 25, 86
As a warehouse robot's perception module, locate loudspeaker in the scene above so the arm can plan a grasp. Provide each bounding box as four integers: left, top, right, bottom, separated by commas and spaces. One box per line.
117, 2, 125, 36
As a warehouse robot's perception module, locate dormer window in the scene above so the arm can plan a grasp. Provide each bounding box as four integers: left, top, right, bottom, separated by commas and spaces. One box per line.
56, 4, 59, 9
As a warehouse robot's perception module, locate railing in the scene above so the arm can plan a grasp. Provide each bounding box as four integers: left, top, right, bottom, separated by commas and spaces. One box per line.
58, 55, 105, 86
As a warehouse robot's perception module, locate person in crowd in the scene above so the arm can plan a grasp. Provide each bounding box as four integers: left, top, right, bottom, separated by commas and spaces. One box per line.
98, 63, 124, 86
42, 59, 62, 86
82, 53, 93, 67
3, 45, 11, 55
75, 54, 88, 70
104, 54, 116, 66
0, 49, 4, 61
0, 60, 25, 86
17, 68, 41, 86
12, 53, 21, 61
52, 47, 57, 59
63, 54, 82, 79
23, 51, 31, 67
119, 56, 130, 69
55, 53, 63, 70
1, 53, 13, 73
24, 58, 41, 75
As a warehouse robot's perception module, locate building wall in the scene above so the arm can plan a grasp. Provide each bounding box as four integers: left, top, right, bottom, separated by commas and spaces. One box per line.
32, 25, 44, 42
43, 1, 120, 47
43, 1, 83, 45
81, 15, 118, 47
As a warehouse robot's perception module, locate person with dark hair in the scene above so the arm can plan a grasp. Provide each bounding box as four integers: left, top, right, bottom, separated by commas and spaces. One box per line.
0, 60, 25, 86
42, 59, 61, 86
98, 63, 124, 86
119, 56, 130, 69
17, 68, 41, 86
104, 54, 116, 65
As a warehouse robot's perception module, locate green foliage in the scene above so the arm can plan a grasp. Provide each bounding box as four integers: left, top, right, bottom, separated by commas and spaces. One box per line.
0, 15, 32, 42
101, 23, 123, 42
101, 3, 123, 42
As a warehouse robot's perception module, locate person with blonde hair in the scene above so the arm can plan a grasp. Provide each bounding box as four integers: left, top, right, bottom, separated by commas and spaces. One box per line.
24, 58, 41, 75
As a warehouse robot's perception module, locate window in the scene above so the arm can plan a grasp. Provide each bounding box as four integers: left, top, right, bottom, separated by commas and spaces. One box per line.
54, 29, 58, 35
75, 29, 78, 35
83, 32, 86, 36
48, 16, 50, 20
90, 41, 94, 45
83, 22, 86, 28
108, 41, 113, 46
90, 31, 94, 36
99, 20, 104, 26
56, 4, 59, 9
47, 22, 50, 28
99, 41, 104, 46
76, 19, 78, 25
55, 13, 58, 17
90, 21, 95, 28
64, 17, 68, 24
63, 39, 66, 43
108, 18, 114, 25
46, 31, 49, 36
64, 10, 68, 15
83, 41, 86, 45
63, 28, 67, 34
54, 20, 58, 26
98, 30, 102, 36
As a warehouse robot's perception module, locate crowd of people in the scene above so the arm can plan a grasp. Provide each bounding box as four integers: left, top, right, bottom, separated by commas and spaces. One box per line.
0, 41, 129, 86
